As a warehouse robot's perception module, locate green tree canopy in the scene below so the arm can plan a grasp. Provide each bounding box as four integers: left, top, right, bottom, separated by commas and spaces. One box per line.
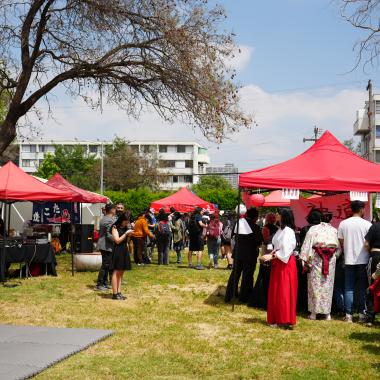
98, 137, 165, 191
35, 145, 98, 189
192, 175, 232, 192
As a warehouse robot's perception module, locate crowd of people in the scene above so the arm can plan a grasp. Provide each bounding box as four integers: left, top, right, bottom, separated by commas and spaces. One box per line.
226, 200, 380, 328
95, 203, 234, 300
94, 200, 380, 329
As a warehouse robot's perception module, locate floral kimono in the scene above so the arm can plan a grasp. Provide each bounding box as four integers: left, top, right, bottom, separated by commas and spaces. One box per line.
300, 222, 341, 315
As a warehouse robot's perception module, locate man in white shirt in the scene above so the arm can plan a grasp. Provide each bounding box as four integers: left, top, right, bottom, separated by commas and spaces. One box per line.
338, 200, 371, 323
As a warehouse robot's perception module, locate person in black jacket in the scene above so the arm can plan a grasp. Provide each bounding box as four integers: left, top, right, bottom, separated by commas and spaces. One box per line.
225, 207, 263, 303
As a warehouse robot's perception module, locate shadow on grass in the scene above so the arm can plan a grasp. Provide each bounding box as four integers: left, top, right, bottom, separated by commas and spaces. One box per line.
242, 317, 268, 326
203, 285, 227, 306
350, 331, 380, 370
350, 331, 380, 343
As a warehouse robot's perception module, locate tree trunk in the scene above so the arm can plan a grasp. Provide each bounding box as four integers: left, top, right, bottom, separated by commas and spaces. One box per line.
0, 119, 17, 156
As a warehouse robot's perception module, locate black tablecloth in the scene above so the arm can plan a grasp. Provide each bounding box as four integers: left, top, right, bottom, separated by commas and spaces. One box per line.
4, 244, 57, 276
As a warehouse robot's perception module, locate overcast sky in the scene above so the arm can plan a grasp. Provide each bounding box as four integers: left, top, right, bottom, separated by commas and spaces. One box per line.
26, 0, 380, 171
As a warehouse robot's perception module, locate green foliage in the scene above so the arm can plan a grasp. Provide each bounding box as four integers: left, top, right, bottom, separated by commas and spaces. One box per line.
105, 188, 173, 217
192, 175, 237, 210
34, 152, 60, 179
99, 137, 164, 191
343, 138, 361, 155
195, 188, 238, 211
192, 175, 232, 192
35, 145, 98, 189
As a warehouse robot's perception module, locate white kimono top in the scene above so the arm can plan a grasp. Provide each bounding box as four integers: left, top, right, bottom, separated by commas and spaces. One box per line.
272, 226, 297, 264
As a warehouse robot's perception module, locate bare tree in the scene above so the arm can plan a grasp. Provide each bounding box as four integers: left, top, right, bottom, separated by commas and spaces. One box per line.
0, 0, 251, 155
340, 0, 380, 68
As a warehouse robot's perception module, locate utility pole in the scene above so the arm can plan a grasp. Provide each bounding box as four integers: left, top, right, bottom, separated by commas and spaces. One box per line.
303, 126, 322, 143
366, 79, 373, 162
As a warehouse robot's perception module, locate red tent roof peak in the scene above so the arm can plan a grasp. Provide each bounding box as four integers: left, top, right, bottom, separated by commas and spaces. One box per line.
150, 187, 214, 213
47, 173, 107, 203
239, 130, 380, 192
0, 161, 72, 201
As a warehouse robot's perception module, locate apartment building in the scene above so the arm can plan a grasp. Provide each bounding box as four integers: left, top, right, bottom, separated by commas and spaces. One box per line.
353, 91, 380, 162
18, 140, 210, 190
206, 163, 239, 188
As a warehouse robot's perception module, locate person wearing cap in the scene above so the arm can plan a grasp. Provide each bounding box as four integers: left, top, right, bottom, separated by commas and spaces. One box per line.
95, 203, 116, 291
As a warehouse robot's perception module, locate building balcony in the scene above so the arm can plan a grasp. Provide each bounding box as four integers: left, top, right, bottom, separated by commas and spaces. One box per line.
353, 109, 370, 135
197, 154, 210, 164
159, 167, 193, 175
158, 152, 193, 160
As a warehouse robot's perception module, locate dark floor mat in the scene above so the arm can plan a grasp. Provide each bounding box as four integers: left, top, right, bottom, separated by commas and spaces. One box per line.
0, 325, 113, 380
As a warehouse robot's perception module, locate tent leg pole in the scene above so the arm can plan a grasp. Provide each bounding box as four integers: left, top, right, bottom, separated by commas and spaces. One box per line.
71, 223, 74, 276
0, 202, 8, 282
232, 188, 242, 312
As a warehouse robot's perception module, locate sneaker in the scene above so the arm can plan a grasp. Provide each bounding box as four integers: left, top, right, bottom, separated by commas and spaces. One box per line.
112, 293, 120, 300
104, 284, 112, 290
268, 324, 278, 328
308, 313, 317, 320
358, 313, 367, 324
214, 264, 218, 269
325, 314, 331, 321
95, 285, 107, 291
195, 264, 203, 270
227, 264, 233, 270
344, 314, 353, 323
117, 293, 126, 300
188, 263, 193, 268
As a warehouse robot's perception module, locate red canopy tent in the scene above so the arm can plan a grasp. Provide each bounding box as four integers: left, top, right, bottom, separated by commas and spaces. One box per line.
150, 187, 215, 213
0, 162, 73, 281
239, 131, 380, 192
0, 161, 72, 201
47, 173, 107, 203
263, 190, 290, 207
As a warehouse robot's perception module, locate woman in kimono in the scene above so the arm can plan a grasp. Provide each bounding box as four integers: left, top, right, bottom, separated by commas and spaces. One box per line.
300, 213, 340, 320
261, 209, 298, 327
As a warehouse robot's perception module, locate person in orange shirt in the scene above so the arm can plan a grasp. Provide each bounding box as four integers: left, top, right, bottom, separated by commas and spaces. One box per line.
132, 212, 155, 265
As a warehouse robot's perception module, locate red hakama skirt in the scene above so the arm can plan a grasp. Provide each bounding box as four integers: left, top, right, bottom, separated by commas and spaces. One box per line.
267, 255, 298, 325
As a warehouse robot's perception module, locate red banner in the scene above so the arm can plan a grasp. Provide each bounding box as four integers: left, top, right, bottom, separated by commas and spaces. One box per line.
290, 193, 371, 229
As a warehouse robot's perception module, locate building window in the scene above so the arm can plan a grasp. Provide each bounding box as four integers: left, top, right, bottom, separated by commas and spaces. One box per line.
173, 175, 178, 183
159, 145, 167, 153
129, 145, 139, 153
376, 151, 380, 163
89, 145, 98, 154
376, 125, 380, 139
22, 159, 37, 167
177, 145, 186, 153
185, 160, 193, 168
376, 101, 380, 114
162, 160, 176, 168
21, 145, 37, 153
142, 145, 156, 154
184, 175, 193, 183
198, 147, 207, 155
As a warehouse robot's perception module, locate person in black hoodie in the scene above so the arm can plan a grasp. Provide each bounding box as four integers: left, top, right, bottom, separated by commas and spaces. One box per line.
224, 207, 263, 303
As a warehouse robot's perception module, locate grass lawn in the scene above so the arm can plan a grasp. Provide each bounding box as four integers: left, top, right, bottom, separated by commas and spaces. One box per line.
0, 251, 379, 380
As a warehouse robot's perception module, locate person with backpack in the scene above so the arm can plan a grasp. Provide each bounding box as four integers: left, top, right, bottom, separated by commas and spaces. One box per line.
155, 211, 171, 265
221, 213, 234, 270
207, 213, 223, 269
